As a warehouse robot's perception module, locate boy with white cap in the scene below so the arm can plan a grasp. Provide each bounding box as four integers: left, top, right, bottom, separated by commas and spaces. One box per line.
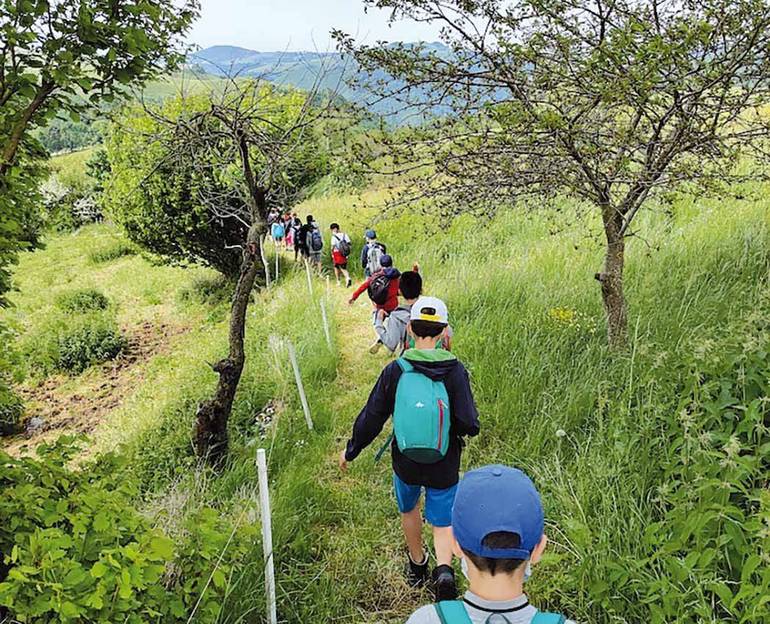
406, 465, 575, 624
340, 297, 480, 601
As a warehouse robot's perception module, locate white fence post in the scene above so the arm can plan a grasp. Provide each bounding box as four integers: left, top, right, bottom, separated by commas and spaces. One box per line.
304, 259, 314, 297
256, 449, 277, 624
320, 299, 332, 350
286, 341, 313, 430
275, 246, 279, 283
261, 238, 271, 289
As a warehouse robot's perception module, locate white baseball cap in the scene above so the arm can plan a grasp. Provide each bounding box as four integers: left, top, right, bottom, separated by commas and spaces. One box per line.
410, 296, 449, 324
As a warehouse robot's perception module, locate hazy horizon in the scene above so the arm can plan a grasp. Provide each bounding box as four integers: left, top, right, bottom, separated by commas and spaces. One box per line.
188, 0, 443, 52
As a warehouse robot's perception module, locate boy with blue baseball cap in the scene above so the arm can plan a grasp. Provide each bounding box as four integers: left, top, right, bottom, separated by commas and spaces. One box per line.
406, 465, 575, 624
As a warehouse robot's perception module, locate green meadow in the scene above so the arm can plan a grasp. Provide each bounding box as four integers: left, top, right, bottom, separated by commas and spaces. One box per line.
2, 180, 768, 622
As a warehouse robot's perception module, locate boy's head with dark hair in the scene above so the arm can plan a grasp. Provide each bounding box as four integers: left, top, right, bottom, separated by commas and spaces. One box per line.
452, 465, 547, 584
408, 296, 448, 341
306, 215, 314, 224
399, 271, 422, 301
460, 532, 526, 576
330, 223, 340, 232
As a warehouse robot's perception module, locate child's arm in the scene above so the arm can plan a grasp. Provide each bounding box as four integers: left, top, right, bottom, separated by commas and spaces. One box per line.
344, 364, 398, 461
374, 311, 404, 353
349, 277, 371, 303
449, 363, 480, 437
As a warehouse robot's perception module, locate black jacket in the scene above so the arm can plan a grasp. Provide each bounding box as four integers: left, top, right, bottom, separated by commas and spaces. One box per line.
297, 224, 311, 252
345, 354, 480, 489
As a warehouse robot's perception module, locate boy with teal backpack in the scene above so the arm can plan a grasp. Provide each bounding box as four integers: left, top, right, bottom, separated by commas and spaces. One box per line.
406, 465, 575, 624
340, 297, 480, 602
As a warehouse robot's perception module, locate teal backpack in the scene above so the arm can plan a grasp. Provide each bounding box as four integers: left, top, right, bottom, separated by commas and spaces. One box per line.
435, 600, 566, 624
392, 358, 451, 463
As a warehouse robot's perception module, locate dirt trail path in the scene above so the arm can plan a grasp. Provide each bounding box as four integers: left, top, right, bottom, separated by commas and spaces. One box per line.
3, 321, 189, 456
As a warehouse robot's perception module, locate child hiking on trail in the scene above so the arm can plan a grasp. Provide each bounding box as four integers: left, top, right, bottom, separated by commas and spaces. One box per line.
294, 217, 308, 261
270, 220, 285, 249
330, 223, 352, 287
304, 215, 324, 269
361, 229, 387, 277
339, 297, 480, 602
374, 270, 453, 355
406, 465, 575, 624
348, 254, 401, 314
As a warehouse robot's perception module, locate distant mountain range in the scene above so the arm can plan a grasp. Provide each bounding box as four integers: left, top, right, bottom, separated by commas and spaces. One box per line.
187, 43, 451, 120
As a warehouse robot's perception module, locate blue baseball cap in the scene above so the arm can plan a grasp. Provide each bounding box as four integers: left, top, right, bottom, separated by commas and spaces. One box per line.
452, 465, 544, 560
380, 254, 393, 267
365, 229, 376, 239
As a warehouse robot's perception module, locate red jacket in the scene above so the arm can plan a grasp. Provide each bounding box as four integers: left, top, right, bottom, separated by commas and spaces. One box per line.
350, 268, 400, 312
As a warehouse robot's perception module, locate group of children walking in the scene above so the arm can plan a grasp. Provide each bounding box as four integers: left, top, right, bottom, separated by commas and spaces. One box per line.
332, 227, 575, 623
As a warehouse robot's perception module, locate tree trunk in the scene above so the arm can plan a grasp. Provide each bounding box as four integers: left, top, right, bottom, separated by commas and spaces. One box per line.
596, 207, 628, 348
0, 82, 54, 179
194, 223, 264, 465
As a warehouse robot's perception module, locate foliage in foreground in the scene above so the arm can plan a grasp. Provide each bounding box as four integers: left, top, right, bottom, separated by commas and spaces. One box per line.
0, 438, 255, 623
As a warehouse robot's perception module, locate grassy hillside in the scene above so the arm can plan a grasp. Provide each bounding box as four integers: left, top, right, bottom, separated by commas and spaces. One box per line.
2, 187, 769, 622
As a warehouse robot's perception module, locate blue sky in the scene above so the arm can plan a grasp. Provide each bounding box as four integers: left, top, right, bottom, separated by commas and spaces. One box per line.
188, 0, 443, 51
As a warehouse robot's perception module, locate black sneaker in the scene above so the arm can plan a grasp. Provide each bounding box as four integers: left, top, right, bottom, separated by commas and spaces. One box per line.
346, 277, 352, 287
432, 564, 458, 602
406, 552, 430, 587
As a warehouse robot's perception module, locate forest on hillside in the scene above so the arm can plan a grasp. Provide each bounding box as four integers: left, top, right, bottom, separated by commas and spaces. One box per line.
1, 1, 769, 623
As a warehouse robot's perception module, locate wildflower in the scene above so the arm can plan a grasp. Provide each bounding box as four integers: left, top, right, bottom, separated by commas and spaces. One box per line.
555, 428, 567, 438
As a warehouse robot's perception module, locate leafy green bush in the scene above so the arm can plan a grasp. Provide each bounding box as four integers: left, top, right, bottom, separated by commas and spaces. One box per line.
55, 288, 110, 313
0, 438, 255, 623
178, 274, 232, 306
639, 310, 770, 622
0, 386, 23, 436
56, 315, 126, 374
0, 323, 23, 436
88, 241, 136, 264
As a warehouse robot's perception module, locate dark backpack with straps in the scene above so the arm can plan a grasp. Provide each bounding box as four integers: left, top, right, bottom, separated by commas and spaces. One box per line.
367, 273, 391, 305
434, 601, 566, 624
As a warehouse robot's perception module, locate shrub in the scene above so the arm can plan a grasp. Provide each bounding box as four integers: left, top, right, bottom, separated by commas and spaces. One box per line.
178, 274, 232, 307
0, 323, 23, 436
0, 385, 23, 436
56, 315, 126, 374
638, 311, 770, 622
0, 438, 255, 623
55, 288, 110, 313
88, 241, 136, 264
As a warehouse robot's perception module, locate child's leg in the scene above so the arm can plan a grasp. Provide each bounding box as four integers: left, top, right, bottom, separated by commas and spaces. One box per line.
393, 474, 425, 561
432, 526, 453, 567
424, 484, 459, 566
401, 506, 425, 564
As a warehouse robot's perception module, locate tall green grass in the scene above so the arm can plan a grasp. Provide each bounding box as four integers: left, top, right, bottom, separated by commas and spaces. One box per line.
3, 190, 768, 623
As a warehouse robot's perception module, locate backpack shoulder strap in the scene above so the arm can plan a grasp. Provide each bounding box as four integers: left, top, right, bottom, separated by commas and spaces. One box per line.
531, 612, 566, 624
434, 601, 473, 624
396, 358, 414, 374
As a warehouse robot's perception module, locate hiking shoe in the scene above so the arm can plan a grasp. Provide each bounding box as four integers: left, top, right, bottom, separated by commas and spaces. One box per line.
369, 340, 382, 354
432, 565, 458, 602
406, 552, 429, 587
346, 277, 352, 287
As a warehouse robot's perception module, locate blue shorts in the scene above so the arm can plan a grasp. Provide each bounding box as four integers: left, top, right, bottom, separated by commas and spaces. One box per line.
393, 474, 458, 528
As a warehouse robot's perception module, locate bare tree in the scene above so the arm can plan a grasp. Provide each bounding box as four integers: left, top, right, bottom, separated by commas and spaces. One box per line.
335, 0, 770, 346
140, 75, 341, 464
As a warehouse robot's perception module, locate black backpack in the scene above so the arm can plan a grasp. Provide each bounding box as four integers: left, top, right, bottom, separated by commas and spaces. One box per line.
338, 238, 352, 257
367, 273, 391, 305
